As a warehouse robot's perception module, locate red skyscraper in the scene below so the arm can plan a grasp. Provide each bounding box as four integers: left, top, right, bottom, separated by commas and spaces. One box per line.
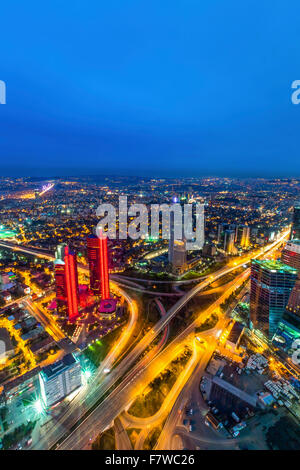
87, 235, 101, 295
87, 233, 110, 299
54, 244, 79, 321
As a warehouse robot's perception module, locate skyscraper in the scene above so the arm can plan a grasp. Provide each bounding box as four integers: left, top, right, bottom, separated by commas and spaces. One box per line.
54, 244, 79, 321
250, 259, 297, 339
87, 233, 110, 299
87, 235, 101, 295
224, 229, 235, 254
171, 240, 187, 274
281, 239, 300, 328
218, 223, 237, 245
168, 200, 204, 267
291, 202, 300, 240
168, 208, 183, 265
99, 232, 110, 300
282, 239, 300, 271
237, 225, 250, 248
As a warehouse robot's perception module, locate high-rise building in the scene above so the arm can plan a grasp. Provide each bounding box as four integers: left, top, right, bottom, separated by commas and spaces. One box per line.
282, 239, 300, 271
224, 229, 235, 254
87, 235, 101, 295
280, 239, 300, 329
218, 223, 237, 244
250, 259, 297, 339
171, 240, 187, 274
291, 203, 300, 240
168, 209, 182, 264
168, 201, 204, 267
87, 234, 110, 299
237, 225, 250, 248
39, 353, 82, 407
193, 203, 205, 251
99, 233, 110, 300
54, 244, 79, 321
217, 223, 223, 243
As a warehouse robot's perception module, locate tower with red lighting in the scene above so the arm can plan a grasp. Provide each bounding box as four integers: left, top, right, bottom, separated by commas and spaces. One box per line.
87, 235, 101, 295
87, 234, 110, 299
87, 233, 116, 313
54, 244, 79, 321
99, 233, 110, 300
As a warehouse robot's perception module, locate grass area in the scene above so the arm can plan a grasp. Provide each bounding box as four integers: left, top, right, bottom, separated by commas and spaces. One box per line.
167, 294, 219, 342
83, 326, 122, 367
92, 427, 115, 450
195, 312, 219, 333
180, 270, 204, 280
143, 424, 163, 450
127, 427, 141, 448
200, 260, 226, 276
128, 347, 192, 418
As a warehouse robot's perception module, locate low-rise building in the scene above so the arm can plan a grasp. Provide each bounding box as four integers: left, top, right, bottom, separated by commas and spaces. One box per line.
39, 353, 82, 407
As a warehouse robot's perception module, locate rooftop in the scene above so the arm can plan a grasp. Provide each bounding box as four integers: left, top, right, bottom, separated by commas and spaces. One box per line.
227, 322, 244, 344
252, 259, 298, 275
41, 353, 78, 380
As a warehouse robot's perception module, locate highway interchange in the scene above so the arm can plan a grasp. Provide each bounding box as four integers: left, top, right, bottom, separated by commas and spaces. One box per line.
0, 229, 290, 450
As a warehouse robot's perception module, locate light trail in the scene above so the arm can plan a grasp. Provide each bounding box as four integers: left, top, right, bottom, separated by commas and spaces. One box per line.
39, 183, 55, 196
0, 228, 290, 449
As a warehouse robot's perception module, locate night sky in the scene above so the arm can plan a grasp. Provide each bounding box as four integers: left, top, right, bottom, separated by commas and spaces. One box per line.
1, 0, 300, 177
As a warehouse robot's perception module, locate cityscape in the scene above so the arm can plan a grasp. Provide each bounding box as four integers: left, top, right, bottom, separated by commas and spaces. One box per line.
0, 176, 299, 451
1, 0, 300, 458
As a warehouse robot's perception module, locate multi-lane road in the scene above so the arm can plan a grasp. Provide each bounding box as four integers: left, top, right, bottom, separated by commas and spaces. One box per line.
0, 229, 290, 449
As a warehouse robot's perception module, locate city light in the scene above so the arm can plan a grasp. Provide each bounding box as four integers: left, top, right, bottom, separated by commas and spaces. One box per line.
82, 369, 92, 383
32, 399, 45, 416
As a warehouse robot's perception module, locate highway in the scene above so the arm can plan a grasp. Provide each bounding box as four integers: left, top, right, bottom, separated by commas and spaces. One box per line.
56, 269, 250, 450
29, 280, 138, 450
58, 339, 199, 449
0, 229, 290, 449
63, 254, 279, 451
155, 317, 232, 450
114, 417, 133, 450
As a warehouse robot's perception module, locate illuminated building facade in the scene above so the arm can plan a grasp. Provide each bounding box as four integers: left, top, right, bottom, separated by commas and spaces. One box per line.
282, 239, 300, 272
218, 223, 237, 244
87, 235, 101, 295
291, 203, 300, 240
99, 233, 110, 300
224, 229, 235, 254
168, 208, 182, 265
250, 259, 297, 340
277, 240, 300, 335
54, 244, 79, 321
39, 353, 82, 407
87, 234, 110, 299
171, 240, 187, 274
237, 225, 250, 248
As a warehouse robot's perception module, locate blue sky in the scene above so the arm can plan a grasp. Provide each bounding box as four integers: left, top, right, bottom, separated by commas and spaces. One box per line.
0, 0, 300, 177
